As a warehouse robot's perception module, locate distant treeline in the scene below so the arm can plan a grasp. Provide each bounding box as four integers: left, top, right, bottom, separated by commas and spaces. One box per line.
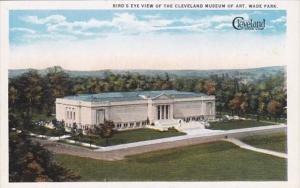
9, 66, 286, 122
9, 66, 285, 79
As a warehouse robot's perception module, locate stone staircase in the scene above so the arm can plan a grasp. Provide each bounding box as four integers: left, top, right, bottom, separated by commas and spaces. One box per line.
147, 119, 180, 131
176, 121, 206, 131
148, 119, 209, 132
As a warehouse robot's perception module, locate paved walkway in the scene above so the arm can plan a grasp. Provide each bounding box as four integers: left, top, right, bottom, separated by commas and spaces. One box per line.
223, 137, 287, 159
35, 124, 287, 161
95, 129, 224, 152
95, 124, 285, 152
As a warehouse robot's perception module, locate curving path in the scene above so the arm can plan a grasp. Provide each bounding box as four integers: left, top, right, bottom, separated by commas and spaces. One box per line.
223, 137, 287, 159
32, 124, 287, 161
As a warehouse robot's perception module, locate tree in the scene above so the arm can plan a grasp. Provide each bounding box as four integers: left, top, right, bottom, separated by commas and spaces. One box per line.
99, 121, 115, 146
9, 118, 80, 182
53, 121, 66, 139
258, 91, 270, 120
203, 80, 216, 95
267, 100, 282, 121
9, 85, 18, 110
86, 127, 95, 148
43, 66, 70, 115
15, 70, 43, 119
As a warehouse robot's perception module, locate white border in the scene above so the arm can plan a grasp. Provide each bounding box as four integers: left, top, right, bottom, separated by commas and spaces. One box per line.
1, 1, 299, 188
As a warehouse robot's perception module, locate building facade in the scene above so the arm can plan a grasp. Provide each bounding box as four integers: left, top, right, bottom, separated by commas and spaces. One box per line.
55, 90, 215, 131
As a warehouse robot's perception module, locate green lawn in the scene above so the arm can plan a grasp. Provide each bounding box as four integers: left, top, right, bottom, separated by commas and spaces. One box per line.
70, 128, 185, 147
54, 141, 287, 181
209, 120, 274, 130
241, 133, 287, 153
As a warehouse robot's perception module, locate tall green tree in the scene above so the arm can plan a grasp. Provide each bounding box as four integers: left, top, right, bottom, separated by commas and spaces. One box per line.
43, 66, 70, 115
9, 114, 80, 182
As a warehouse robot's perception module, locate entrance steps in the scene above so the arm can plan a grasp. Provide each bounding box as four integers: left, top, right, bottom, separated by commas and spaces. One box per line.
147, 119, 180, 131
148, 119, 209, 132
176, 121, 207, 133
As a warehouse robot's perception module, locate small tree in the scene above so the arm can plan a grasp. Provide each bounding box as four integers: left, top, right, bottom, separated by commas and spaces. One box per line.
100, 121, 114, 146
52, 119, 58, 128
71, 123, 77, 134
86, 127, 95, 148
267, 100, 282, 121
71, 123, 78, 142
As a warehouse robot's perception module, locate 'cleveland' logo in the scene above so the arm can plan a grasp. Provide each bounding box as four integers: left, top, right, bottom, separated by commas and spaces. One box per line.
232, 17, 266, 30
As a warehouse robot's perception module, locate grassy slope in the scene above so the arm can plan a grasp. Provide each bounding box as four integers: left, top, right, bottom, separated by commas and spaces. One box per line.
209, 120, 274, 130
241, 133, 287, 153
54, 141, 287, 181
70, 128, 185, 146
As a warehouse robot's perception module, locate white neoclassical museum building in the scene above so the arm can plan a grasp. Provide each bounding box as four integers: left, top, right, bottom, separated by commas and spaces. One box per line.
55, 90, 215, 131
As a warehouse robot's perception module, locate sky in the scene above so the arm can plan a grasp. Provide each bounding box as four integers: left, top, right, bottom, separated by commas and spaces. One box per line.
9, 10, 286, 70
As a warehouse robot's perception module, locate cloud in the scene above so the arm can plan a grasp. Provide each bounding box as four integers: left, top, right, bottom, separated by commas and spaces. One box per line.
215, 23, 232, 30
271, 16, 286, 24
22, 32, 77, 41
14, 12, 282, 44
10, 33, 286, 71
47, 13, 175, 35
10, 27, 36, 34
19, 12, 251, 37
23, 15, 66, 24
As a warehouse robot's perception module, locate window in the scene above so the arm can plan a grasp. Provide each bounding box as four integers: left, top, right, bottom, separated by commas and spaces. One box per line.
136, 122, 140, 127
117, 123, 121, 128
162, 105, 164, 119
124, 123, 128, 128
96, 109, 105, 124
206, 102, 213, 115
130, 122, 134, 127
73, 112, 75, 120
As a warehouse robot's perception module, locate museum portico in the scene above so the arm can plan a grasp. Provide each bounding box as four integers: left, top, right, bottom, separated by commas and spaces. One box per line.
55, 90, 215, 131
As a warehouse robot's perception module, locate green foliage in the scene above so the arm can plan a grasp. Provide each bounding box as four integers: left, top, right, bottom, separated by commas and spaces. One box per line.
209, 120, 273, 130
9, 66, 287, 121
9, 117, 80, 182
241, 133, 287, 153
70, 128, 185, 147
54, 141, 287, 181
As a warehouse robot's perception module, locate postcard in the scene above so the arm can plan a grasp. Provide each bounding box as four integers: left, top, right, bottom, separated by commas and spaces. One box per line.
0, 1, 299, 188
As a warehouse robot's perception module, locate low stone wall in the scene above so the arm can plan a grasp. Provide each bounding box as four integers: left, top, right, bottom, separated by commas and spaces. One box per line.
29, 132, 71, 141
61, 139, 99, 149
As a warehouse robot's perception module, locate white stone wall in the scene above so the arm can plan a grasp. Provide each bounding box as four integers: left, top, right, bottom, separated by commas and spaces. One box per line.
108, 104, 148, 123
173, 101, 203, 118
56, 95, 216, 130
55, 103, 64, 121
81, 106, 93, 125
